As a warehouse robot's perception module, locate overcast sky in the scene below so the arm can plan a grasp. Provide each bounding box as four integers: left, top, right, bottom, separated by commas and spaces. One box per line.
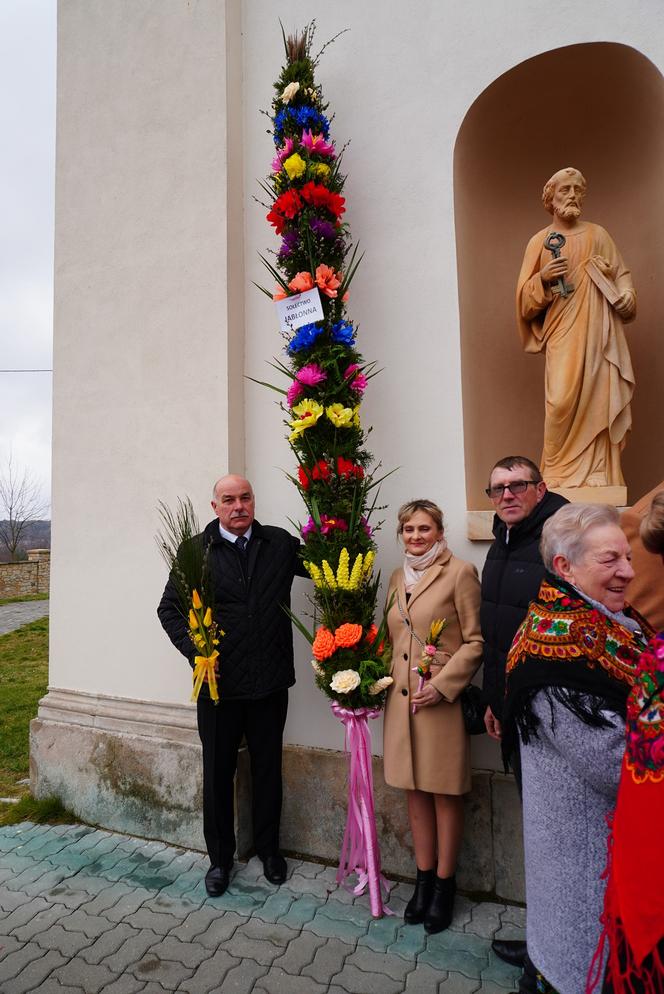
0, 1, 55, 512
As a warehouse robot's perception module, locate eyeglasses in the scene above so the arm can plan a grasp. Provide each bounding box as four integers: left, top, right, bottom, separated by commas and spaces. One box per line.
485, 480, 539, 500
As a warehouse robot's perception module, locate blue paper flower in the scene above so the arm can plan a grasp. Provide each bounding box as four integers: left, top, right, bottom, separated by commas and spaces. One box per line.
274, 106, 330, 144
330, 320, 355, 346
287, 322, 325, 354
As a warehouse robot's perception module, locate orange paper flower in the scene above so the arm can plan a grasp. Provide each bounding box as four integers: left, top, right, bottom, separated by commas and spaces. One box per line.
334, 623, 363, 649
289, 271, 315, 293
315, 264, 341, 298
312, 626, 336, 661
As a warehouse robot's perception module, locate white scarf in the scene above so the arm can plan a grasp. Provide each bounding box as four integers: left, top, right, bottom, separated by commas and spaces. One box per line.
403, 539, 447, 594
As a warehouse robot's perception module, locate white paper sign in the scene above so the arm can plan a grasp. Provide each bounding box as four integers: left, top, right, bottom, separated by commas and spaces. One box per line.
275, 287, 324, 332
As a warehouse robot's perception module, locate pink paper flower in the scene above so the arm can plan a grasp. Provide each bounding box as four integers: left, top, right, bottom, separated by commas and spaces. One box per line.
301, 129, 336, 157
350, 374, 368, 393
271, 137, 295, 172
320, 515, 348, 535
287, 380, 305, 407
301, 516, 318, 540
296, 363, 327, 387
343, 363, 360, 380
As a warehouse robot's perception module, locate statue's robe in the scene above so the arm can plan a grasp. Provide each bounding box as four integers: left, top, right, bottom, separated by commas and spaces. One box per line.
517, 222, 635, 489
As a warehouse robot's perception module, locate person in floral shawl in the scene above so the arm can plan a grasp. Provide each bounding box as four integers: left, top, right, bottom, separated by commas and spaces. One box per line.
503, 503, 653, 994
587, 493, 664, 994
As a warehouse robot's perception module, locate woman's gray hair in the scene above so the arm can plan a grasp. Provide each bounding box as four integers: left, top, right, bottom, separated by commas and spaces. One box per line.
540, 503, 620, 571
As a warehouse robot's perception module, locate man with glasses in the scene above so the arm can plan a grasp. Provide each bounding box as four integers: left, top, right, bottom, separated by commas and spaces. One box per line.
480, 456, 567, 971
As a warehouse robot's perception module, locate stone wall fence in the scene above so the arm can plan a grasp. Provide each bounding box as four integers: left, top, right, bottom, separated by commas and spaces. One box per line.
0, 549, 50, 599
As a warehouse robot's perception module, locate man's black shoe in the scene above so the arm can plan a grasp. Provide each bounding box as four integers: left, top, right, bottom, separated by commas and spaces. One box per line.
262, 854, 287, 884
205, 864, 231, 897
491, 939, 527, 967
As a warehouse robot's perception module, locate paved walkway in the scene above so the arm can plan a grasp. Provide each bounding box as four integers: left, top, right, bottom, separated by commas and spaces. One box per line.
0, 822, 523, 993
0, 601, 49, 636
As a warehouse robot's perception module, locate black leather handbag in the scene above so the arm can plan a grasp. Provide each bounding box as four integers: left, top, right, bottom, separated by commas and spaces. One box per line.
460, 684, 485, 735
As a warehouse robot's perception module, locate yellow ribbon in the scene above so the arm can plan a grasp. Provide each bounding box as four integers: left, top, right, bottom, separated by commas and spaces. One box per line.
192, 650, 220, 703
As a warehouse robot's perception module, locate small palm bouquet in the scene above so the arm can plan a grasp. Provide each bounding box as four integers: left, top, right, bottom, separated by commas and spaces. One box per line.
156, 498, 224, 703
412, 618, 447, 714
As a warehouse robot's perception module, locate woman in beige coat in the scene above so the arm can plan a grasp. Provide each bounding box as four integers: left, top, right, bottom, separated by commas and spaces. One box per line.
383, 500, 482, 933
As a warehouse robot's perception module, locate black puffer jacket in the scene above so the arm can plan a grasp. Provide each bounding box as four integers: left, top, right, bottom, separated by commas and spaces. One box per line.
480, 490, 568, 719
158, 519, 307, 701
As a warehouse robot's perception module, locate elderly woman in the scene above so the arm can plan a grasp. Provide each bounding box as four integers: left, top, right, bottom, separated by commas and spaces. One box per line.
589, 493, 664, 994
383, 499, 482, 934
503, 503, 653, 994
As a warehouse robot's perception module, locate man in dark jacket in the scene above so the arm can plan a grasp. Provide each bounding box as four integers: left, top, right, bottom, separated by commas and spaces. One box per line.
480, 455, 568, 970
158, 474, 307, 896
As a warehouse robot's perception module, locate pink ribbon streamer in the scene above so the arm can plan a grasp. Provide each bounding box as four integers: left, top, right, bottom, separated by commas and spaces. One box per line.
331, 701, 392, 918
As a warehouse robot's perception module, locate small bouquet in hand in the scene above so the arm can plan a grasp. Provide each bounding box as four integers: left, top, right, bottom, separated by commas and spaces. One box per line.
413, 618, 447, 714
187, 588, 223, 703
157, 498, 224, 704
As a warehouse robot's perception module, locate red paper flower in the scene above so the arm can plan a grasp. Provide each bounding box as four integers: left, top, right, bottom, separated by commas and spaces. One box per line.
298, 459, 332, 490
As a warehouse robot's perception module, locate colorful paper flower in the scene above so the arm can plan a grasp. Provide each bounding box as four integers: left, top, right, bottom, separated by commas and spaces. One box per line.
336, 456, 364, 480
330, 320, 355, 345
300, 181, 346, 218
288, 271, 315, 293
280, 81, 300, 103
296, 363, 327, 387
326, 403, 355, 428
312, 626, 336, 661
286, 380, 305, 407
301, 129, 336, 157
315, 264, 341, 298
334, 623, 363, 649
301, 516, 318, 540
287, 322, 324, 353
289, 398, 324, 440
310, 217, 338, 240
283, 152, 307, 181
369, 676, 394, 696
298, 460, 331, 490
320, 515, 348, 535
330, 669, 361, 693
271, 137, 295, 172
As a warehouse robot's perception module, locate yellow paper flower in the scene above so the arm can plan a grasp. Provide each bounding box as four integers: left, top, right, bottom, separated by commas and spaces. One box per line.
353, 405, 361, 427
349, 553, 364, 590
203, 607, 212, 627
289, 399, 324, 441
283, 153, 307, 180
322, 559, 337, 588
326, 403, 354, 428
189, 609, 199, 629
192, 589, 203, 610
363, 551, 375, 579
336, 548, 350, 588
313, 163, 330, 180
304, 560, 323, 587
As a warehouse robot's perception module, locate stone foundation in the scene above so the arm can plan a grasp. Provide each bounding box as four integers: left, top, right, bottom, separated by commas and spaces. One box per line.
31, 689, 524, 902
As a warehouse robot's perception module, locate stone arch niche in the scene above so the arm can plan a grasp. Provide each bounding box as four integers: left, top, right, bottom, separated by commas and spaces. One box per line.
455, 43, 664, 517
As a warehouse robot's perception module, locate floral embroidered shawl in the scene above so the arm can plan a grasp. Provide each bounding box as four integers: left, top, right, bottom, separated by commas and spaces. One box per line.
503, 573, 653, 762
587, 631, 664, 994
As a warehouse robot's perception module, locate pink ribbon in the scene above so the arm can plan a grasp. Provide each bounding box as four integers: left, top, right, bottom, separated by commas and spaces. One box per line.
331, 702, 392, 918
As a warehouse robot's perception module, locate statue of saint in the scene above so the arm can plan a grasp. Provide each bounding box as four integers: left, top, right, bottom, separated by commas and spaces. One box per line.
516, 167, 636, 494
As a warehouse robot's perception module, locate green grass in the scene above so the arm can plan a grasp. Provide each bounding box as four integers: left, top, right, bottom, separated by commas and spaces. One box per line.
0, 593, 49, 606
0, 616, 78, 827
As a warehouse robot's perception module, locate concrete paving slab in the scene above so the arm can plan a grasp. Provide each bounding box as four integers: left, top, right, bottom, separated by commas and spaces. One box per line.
0, 821, 523, 992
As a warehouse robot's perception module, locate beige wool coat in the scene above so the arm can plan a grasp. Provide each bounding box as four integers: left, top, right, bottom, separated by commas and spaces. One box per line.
383, 548, 483, 794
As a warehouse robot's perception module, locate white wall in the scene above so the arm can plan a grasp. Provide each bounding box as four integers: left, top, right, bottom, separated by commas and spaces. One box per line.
51, 0, 664, 765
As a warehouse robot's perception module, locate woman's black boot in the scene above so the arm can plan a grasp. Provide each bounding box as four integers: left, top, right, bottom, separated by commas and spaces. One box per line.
404, 868, 435, 924
423, 874, 456, 934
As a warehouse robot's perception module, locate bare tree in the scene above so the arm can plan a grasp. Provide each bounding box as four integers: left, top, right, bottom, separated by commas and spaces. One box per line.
0, 454, 50, 562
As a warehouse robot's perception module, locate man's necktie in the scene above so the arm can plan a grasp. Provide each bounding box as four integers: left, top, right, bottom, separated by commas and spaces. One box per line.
235, 535, 248, 553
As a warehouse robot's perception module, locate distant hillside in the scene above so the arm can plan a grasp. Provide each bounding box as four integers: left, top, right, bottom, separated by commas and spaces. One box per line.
0, 520, 51, 563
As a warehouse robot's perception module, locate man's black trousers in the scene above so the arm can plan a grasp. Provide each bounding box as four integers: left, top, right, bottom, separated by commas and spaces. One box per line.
196, 688, 288, 868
